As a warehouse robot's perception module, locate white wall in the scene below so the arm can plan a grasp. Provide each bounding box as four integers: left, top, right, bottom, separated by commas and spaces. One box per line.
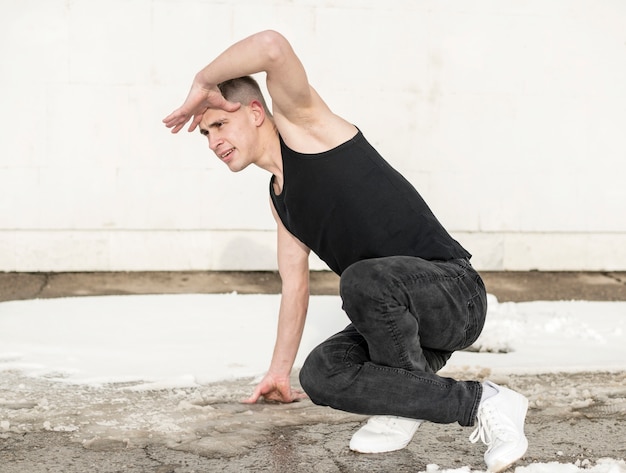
1, 0, 625, 272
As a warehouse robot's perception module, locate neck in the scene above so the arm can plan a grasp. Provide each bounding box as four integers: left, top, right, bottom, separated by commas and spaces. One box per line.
254, 124, 284, 190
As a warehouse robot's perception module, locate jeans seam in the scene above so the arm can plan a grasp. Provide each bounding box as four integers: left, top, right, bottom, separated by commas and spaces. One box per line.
386, 261, 469, 298
462, 274, 487, 348
467, 381, 483, 426
385, 310, 413, 370
462, 290, 480, 347
365, 363, 452, 388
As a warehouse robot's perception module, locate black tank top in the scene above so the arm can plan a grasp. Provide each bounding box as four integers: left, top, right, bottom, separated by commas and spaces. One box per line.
270, 130, 470, 275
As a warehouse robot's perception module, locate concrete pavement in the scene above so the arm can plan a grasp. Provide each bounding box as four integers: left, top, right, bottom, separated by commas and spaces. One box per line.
1, 271, 625, 473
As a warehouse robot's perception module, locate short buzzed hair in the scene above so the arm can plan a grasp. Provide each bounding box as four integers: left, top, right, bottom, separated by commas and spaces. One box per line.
218, 76, 272, 116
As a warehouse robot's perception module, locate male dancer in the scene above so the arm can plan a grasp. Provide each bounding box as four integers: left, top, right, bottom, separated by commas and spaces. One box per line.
163, 30, 528, 472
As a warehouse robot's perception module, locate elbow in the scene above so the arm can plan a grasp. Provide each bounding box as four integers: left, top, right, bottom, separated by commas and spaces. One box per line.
280, 267, 310, 300
254, 30, 291, 65
282, 276, 310, 300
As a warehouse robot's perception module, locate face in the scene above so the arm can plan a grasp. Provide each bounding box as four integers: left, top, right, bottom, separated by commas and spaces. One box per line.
199, 105, 260, 173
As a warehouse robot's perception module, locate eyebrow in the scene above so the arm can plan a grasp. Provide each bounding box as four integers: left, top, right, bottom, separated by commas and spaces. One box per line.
199, 119, 227, 136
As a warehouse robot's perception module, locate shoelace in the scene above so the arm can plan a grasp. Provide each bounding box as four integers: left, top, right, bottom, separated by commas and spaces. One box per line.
469, 404, 516, 451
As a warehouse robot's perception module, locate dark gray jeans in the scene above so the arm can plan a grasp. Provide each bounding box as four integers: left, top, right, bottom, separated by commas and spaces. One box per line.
299, 256, 487, 427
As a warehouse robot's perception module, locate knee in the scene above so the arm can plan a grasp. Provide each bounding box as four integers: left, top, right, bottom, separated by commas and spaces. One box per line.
300, 340, 358, 407
299, 345, 332, 406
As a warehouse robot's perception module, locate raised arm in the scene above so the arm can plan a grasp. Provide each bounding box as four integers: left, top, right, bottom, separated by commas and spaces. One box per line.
163, 30, 356, 148
243, 200, 311, 404
163, 31, 310, 131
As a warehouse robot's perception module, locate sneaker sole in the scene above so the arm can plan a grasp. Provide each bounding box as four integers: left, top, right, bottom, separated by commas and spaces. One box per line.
487, 436, 529, 472
349, 438, 413, 454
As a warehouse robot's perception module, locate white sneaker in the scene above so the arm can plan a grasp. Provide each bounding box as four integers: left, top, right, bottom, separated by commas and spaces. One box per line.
469, 381, 529, 472
349, 415, 423, 453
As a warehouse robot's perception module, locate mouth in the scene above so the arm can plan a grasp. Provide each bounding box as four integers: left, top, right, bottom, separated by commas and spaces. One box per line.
219, 148, 235, 161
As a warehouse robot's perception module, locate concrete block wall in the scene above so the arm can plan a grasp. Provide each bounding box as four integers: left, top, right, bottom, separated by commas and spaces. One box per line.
1, 0, 625, 271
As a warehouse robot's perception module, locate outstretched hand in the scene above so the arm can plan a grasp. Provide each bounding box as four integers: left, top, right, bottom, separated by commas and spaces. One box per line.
162, 81, 241, 134
242, 373, 308, 404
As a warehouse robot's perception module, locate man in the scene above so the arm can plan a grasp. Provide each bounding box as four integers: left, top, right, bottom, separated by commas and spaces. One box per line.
163, 30, 528, 472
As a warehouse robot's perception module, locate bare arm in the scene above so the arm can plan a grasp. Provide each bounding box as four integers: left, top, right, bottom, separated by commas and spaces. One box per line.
163, 30, 356, 148
243, 200, 311, 403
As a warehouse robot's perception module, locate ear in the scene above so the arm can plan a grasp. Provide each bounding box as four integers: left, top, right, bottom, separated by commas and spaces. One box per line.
249, 100, 267, 127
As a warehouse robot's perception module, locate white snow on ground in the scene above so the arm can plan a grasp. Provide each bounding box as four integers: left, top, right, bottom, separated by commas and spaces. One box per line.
1, 293, 625, 472
424, 458, 626, 472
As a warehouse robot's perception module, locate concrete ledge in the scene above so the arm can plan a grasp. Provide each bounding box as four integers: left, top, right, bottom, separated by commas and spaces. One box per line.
1, 270, 625, 303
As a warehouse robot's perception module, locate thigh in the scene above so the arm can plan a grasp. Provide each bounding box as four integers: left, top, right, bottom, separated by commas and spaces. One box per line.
341, 256, 487, 352
404, 257, 487, 351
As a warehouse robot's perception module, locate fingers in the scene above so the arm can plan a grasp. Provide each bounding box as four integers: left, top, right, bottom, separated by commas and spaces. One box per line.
171, 123, 185, 134
241, 385, 263, 404
162, 111, 189, 134
188, 114, 204, 133
163, 94, 241, 135
240, 385, 308, 405
161, 108, 186, 125
292, 389, 309, 401
241, 394, 259, 404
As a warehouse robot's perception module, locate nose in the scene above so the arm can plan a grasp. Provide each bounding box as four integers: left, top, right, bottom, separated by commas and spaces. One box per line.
208, 135, 222, 152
